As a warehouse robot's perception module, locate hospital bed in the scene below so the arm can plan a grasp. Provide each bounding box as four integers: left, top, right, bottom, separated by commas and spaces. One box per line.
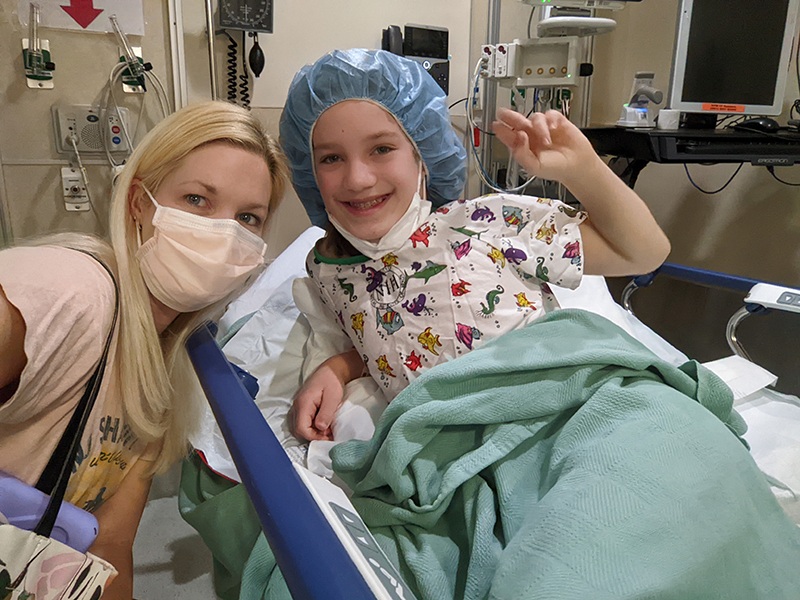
184, 227, 800, 600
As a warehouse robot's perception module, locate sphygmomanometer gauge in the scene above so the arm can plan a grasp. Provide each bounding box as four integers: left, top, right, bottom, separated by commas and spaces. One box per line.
219, 0, 273, 33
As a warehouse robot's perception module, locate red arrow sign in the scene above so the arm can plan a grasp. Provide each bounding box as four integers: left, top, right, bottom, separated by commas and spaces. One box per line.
61, 0, 103, 29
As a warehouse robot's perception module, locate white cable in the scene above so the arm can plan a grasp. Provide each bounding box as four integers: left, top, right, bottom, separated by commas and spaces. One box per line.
68, 135, 98, 216
145, 70, 172, 117
467, 58, 538, 194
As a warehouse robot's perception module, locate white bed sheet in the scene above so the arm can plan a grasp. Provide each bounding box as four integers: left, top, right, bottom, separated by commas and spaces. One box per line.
191, 227, 800, 524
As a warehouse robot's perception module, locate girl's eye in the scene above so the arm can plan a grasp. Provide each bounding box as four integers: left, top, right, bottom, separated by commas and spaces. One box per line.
319, 154, 340, 165
374, 145, 394, 155
238, 213, 261, 227
185, 194, 207, 207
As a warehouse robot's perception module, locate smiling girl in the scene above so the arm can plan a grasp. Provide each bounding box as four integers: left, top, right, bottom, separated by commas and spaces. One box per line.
280, 49, 669, 442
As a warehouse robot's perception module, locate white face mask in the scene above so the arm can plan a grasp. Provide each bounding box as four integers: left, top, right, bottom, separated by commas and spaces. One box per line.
328, 166, 431, 259
136, 185, 267, 312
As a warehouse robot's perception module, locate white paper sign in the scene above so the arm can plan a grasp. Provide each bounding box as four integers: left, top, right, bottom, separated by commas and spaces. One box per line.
17, 0, 144, 36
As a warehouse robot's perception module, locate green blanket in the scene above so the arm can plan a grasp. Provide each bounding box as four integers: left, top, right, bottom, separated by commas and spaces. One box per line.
187, 309, 800, 600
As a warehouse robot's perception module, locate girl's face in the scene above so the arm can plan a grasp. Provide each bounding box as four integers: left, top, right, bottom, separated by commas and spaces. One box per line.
312, 100, 420, 242
131, 141, 274, 241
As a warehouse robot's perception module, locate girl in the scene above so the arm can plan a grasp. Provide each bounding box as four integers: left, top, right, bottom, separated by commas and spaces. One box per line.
279, 49, 669, 442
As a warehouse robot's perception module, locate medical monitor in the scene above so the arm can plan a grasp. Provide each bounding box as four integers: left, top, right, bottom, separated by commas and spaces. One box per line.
668, 0, 800, 117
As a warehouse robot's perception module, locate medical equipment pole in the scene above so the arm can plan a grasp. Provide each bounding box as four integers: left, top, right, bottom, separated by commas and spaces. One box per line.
480, 0, 501, 195
578, 34, 594, 128
204, 0, 218, 100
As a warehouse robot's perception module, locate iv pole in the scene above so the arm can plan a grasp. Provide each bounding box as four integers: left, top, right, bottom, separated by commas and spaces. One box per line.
204, 0, 218, 100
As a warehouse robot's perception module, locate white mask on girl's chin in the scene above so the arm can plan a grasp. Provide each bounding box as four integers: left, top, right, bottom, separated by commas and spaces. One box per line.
328, 166, 431, 260
135, 185, 267, 313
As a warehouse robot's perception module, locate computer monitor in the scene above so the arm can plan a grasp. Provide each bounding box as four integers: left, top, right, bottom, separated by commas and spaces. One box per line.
668, 0, 800, 117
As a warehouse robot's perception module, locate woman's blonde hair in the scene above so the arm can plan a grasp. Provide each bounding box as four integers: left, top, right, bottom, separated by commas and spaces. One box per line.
101, 100, 288, 472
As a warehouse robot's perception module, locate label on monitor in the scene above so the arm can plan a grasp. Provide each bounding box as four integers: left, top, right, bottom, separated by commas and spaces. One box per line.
701, 103, 745, 113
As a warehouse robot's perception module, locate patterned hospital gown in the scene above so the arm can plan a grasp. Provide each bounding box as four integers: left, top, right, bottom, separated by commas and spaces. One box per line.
305, 193, 587, 400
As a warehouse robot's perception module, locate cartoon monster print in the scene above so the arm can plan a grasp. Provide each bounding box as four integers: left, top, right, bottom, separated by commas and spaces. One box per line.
450, 226, 482, 239
455, 323, 482, 350
503, 246, 528, 265
536, 256, 550, 282
408, 260, 446, 284
404, 351, 423, 371
515, 292, 536, 310
487, 245, 507, 268
376, 355, 396, 378
435, 206, 451, 215
563, 240, 581, 266
360, 265, 385, 293
479, 285, 504, 316
558, 203, 581, 218
410, 224, 432, 248
502, 205, 528, 233
536, 222, 557, 244
351, 312, 365, 338
451, 238, 471, 260
403, 293, 428, 316
381, 253, 399, 267
377, 308, 404, 335
337, 278, 357, 302
418, 326, 442, 355
451, 279, 471, 296
471, 205, 496, 223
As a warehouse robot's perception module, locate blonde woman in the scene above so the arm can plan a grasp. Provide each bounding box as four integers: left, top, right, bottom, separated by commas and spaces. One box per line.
0, 101, 288, 600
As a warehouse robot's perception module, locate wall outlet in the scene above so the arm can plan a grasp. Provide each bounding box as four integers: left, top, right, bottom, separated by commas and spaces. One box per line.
61, 167, 90, 212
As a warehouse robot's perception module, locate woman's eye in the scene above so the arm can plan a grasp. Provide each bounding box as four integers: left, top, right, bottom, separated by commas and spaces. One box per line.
238, 213, 261, 227
185, 194, 207, 207
374, 145, 394, 155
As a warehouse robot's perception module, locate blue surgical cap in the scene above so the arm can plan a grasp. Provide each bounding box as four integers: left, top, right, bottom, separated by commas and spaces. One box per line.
280, 48, 468, 228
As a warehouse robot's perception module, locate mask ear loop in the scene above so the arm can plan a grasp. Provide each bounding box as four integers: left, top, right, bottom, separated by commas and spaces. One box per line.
136, 222, 143, 248
419, 162, 428, 201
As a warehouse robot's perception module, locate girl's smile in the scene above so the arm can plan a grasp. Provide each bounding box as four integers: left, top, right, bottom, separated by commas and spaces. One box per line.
312, 100, 421, 243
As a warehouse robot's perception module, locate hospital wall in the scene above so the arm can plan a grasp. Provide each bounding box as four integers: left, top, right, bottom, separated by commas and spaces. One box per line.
0, 1, 173, 248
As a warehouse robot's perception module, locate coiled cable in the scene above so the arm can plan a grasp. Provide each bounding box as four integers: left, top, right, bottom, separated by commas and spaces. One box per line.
224, 32, 239, 103
239, 31, 250, 108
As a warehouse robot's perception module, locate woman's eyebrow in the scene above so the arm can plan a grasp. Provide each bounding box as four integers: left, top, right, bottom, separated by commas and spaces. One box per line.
178, 180, 218, 194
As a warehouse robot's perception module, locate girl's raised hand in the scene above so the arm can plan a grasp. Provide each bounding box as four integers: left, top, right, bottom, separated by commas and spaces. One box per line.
492, 108, 600, 187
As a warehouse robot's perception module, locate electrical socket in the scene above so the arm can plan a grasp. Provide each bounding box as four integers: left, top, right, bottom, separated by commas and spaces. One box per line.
61, 167, 90, 212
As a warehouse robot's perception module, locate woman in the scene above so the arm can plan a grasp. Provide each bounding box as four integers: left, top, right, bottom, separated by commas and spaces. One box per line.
0, 100, 288, 600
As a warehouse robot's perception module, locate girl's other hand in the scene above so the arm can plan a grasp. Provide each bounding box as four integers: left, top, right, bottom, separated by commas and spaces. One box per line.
492, 108, 601, 188
289, 363, 345, 442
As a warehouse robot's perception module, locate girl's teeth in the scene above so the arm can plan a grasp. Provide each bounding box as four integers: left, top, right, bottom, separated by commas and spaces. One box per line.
352, 196, 384, 210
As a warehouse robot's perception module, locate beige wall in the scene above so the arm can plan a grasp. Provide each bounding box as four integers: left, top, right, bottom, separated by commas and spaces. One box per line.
0, 1, 172, 246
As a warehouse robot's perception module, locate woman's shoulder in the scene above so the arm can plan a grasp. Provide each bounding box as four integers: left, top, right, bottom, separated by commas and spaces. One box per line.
1, 244, 114, 288
0, 245, 116, 328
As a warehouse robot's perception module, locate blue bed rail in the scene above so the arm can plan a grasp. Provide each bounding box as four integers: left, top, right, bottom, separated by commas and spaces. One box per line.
632, 262, 774, 293
186, 324, 376, 600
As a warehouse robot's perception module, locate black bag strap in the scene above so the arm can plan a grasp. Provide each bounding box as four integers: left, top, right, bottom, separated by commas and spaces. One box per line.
33, 249, 119, 537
